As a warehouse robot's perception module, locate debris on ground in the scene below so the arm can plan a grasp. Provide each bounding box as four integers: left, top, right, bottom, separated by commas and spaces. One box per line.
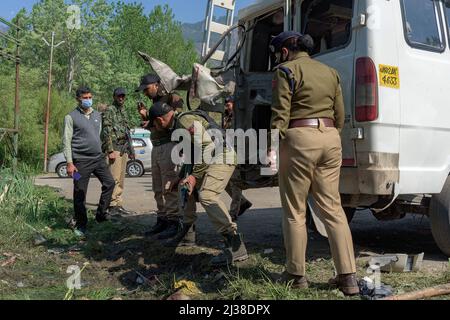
174, 279, 202, 295
381, 283, 450, 300
367, 253, 424, 272
0, 184, 9, 205
263, 248, 274, 255
135, 271, 160, 287
33, 234, 47, 246
1, 253, 18, 267
47, 248, 65, 255
358, 277, 393, 300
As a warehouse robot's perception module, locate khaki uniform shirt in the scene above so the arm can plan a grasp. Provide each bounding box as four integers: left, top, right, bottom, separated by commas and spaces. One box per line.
174, 113, 235, 179
271, 52, 345, 139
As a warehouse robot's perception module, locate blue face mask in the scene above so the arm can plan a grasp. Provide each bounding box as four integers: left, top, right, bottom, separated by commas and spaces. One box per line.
81, 99, 93, 109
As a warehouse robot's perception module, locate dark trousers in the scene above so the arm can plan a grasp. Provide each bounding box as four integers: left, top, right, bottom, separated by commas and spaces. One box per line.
73, 157, 115, 229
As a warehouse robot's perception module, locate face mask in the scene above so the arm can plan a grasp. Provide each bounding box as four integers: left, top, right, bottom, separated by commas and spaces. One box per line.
81, 99, 93, 109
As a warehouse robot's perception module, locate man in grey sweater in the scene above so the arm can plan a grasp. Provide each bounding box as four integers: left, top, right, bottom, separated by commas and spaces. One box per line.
63, 87, 115, 238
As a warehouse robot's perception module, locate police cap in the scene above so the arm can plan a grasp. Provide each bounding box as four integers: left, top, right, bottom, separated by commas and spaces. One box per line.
269, 31, 303, 53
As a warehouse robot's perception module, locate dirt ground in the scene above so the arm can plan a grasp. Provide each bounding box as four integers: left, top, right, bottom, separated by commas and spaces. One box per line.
35, 173, 449, 273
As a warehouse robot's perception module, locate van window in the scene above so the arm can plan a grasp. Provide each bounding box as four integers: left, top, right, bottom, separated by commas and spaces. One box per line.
248, 8, 284, 72
445, 0, 450, 43
301, 0, 354, 56
401, 0, 445, 51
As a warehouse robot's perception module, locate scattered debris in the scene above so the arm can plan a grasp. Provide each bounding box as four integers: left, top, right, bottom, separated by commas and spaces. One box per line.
16, 282, 25, 288
33, 234, 47, 246
47, 248, 65, 255
1, 253, 18, 267
263, 249, 274, 255
174, 280, 202, 295
0, 184, 9, 205
368, 253, 424, 272
135, 271, 160, 287
359, 277, 393, 300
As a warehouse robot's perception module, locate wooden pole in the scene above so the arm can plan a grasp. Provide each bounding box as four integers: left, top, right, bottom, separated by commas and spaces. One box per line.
381, 283, 450, 300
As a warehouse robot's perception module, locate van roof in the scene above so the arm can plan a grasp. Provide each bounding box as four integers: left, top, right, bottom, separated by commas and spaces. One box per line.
238, 0, 283, 21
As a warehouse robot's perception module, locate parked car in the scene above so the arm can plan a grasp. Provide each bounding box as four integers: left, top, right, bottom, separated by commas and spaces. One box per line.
48, 128, 152, 178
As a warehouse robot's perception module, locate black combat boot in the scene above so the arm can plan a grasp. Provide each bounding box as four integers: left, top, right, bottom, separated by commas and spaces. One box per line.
145, 218, 169, 237
210, 233, 249, 267
157, 220, 182, 240
164, 224, 196, 247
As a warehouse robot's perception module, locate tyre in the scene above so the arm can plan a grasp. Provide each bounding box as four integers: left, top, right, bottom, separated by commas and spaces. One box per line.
56, 163, 69, 178
127, 161, 144, 178
429, 176, 450, 256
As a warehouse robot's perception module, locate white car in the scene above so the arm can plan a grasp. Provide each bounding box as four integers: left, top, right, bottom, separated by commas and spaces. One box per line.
48, 128, 153, 178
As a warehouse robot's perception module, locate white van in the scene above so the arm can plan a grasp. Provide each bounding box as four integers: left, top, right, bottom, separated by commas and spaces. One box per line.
232, 0, 450, 255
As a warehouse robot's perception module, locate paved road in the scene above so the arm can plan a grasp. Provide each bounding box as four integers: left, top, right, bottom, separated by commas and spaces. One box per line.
35, 174, 449, 271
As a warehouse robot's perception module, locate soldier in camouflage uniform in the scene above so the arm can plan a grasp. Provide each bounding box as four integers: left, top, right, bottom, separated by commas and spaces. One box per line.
101, 88, 135, 216
148, 102, 249, 267
136, 74, 184, 240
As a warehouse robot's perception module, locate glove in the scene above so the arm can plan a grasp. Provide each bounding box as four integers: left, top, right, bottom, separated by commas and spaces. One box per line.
182, 175, 197, 195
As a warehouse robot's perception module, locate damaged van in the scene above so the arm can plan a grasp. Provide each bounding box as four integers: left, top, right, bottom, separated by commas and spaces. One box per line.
227, 0, 450, 256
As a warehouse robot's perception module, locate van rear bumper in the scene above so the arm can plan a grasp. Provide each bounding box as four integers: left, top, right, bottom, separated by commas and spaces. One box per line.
340, 152, 399, 195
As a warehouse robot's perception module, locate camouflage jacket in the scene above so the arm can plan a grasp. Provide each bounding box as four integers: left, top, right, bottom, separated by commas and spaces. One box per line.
101, 102, 134, 156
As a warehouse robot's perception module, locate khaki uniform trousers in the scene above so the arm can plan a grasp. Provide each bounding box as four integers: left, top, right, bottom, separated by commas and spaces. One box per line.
151, 142, 181, 222
108, 151, 128, 208
279, 122, 356, 276
183, 164, 237, 235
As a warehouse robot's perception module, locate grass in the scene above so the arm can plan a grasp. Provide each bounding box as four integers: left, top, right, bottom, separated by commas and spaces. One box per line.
0, 167, 449, 300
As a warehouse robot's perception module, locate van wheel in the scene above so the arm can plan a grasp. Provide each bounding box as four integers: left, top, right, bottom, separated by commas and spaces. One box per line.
429, 176, 450, 256
127, 161, 144, 178
56, 163, 69, 178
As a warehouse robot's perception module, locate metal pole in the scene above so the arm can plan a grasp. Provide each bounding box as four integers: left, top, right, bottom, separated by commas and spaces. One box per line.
12, 18, 20, 170
43, 32, 55, 173
42, 32, 64, 173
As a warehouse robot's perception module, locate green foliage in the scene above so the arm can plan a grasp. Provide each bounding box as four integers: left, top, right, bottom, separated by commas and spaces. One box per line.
0, 167, 73, 249
0, 0, 199, 168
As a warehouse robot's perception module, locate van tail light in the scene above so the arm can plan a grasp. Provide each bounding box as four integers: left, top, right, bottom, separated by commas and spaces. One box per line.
355, 57, 378, 122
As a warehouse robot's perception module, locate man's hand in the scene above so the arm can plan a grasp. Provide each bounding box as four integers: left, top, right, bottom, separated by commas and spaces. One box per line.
182, 175, 197, 195
138, 108, 148, 121
165, 177, 181, 193
141, 120, 150, 129
67, 163, 78, 178
108, 152, 117, 164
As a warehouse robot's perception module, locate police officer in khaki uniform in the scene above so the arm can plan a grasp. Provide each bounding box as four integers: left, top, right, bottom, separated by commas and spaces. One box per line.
148, 102, 248, 266
269, 31, 358, 295
136, 74, 183, 240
